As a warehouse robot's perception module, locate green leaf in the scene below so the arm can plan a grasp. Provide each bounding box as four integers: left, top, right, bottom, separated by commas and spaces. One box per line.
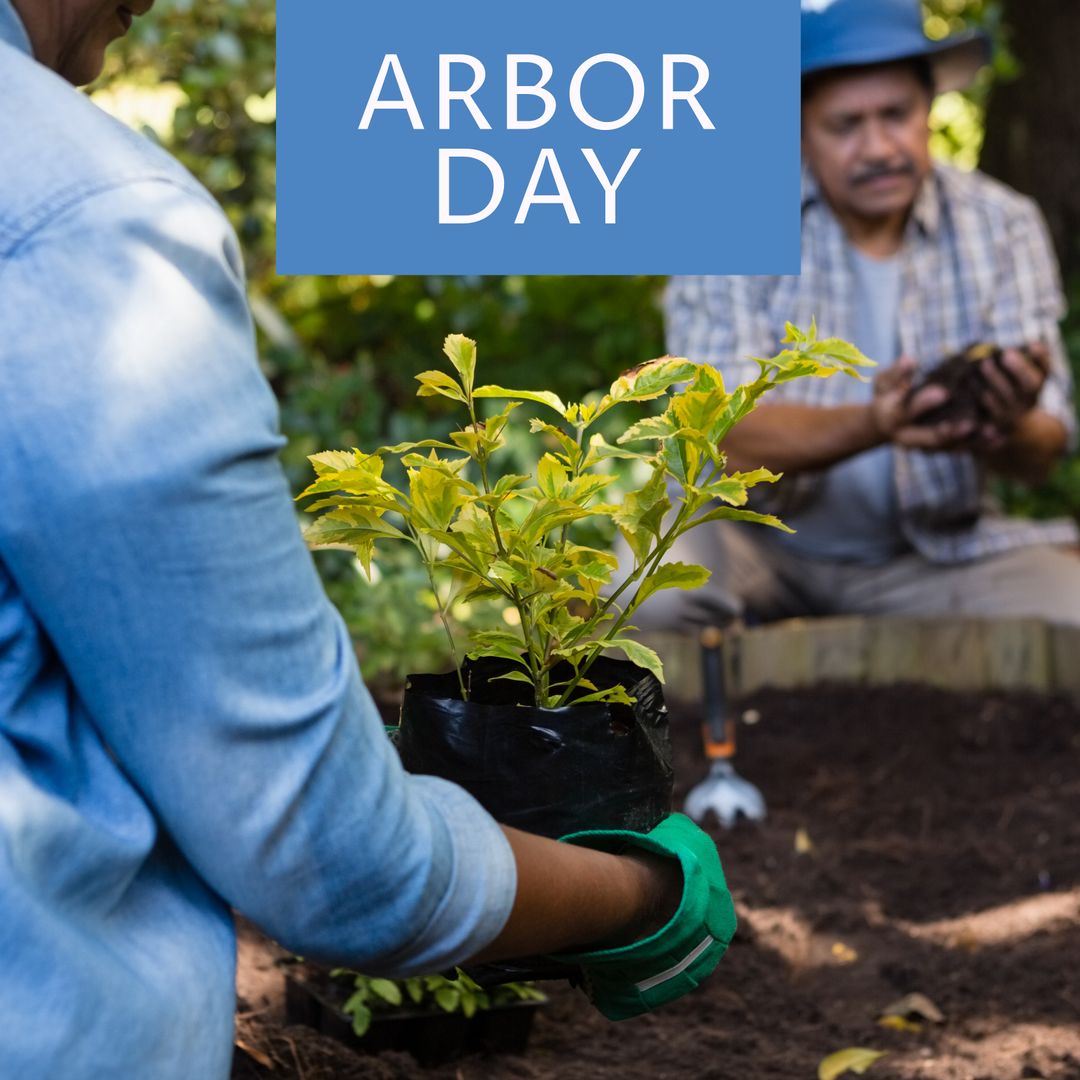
443, 334, 477, 394
453, 970, 483, 992
582, 433, 651, 468
670, 385, 731, 438
303, 510, 407, 549
529, 419, 579, 463
571, 560, 618, 583
474, 384, 567, 416
605, 357, 699, 404
489, 669, 536, 686
486, 558, 529, 588
408, 466, 464, 531
296, 454, 392, 501
566, 683, 637, 706
469, 629, 526, 653
380, 438, 460, 454
404, 977, 424, 1005
368, 978, 403, 1006
690, 505, 795, 533
415, 369, 467, 402
606, 637, 665, 683
782, 319, 809, 346
529, 563, 564, 593
518, 499, 591, 546
301, 494, 403, 515
817, 1049, 887, 1080
618, 414, 678, 444
612, 470, 670, 558
400, 453, 475, 490
477, 404, 520, 452
350, 1003, 373, 1037
563, 544, 618, 583
635, 562, 711, 605
617, 527, 650, 565
477, 477, 531, 509
730, 466, 782, 488
308, 449, 357, 474
448, 428, 482, 456
564, 401, 597, 425
467, 631, 532, 669
454, 581, 507, 605
343, 995, 373, 1038
811, 338, 874, 366
564, 474, 615, 505
422, 529, 492, 578
494, 473, 532, 495
751, 323, 875, 388
537, 453, 569, 498
434, 987, 459, 1012
687, 363, 726, 392
700, 476, 751, 507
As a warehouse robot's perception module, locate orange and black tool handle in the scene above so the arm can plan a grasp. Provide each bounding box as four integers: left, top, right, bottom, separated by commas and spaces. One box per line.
700, 626, 736, 761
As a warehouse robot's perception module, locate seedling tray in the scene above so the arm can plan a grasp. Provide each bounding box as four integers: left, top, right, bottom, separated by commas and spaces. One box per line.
282, 964, 544, 1066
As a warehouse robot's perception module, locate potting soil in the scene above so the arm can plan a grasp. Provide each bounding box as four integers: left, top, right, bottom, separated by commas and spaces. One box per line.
233, 683, 1080, 1080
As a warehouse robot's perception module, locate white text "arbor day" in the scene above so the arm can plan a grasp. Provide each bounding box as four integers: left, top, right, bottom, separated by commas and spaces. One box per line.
357, 53, 716, 225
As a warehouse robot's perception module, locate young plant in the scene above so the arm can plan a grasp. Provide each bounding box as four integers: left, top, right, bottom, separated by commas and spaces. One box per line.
299, 321, 871, 707
331, 969, 544, 1038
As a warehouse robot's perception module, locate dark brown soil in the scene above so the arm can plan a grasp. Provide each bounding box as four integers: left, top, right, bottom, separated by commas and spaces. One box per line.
908, 343, 1043, 427
232, 685, 1080, 1080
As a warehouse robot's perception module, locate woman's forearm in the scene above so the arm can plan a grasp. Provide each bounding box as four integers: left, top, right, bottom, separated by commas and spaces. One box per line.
468, 826, 681, 962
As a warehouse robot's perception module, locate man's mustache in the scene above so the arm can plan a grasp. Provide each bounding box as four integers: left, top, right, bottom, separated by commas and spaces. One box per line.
852, 160, 916, 185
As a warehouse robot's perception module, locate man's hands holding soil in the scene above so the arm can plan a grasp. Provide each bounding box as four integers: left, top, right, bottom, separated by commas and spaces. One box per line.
975, 344, 1049, 451
871, 356, 974, 450
870, 345, 1048, 454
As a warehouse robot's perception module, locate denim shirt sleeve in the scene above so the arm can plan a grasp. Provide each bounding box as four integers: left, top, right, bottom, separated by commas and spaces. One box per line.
0, 178, 516, 975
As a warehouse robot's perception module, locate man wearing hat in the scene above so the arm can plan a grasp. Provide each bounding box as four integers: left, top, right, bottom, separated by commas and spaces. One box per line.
659, 0, 1080, 628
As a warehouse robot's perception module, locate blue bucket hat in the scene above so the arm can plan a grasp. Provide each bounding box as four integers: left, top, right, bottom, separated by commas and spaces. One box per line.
802, 0, 991, 93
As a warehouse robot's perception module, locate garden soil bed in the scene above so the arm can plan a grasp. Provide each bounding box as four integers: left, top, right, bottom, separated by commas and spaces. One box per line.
232, 684, 1080, 1080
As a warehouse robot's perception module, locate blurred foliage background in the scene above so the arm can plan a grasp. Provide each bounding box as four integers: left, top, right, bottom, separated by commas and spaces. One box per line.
90, 0, 1080, 687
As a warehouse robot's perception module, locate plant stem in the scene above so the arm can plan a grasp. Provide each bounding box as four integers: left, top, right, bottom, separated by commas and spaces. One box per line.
467, 393, 545, 703
557, 423, 586, 554
568, 484, 683, 644
554, 499, 693, 706
410, 526, 469, 702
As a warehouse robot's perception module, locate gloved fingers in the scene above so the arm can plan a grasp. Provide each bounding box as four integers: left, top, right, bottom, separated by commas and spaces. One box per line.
548, 814, 737, 1021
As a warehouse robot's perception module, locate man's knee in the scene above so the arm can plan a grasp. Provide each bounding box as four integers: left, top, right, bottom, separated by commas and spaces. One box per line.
973, 544, 1080, 625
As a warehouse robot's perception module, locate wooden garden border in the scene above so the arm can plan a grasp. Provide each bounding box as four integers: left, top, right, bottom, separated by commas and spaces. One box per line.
640, 618, 1080, 701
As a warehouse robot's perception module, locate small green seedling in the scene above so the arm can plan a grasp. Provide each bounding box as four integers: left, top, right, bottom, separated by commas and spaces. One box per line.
331, 969, 545, 1037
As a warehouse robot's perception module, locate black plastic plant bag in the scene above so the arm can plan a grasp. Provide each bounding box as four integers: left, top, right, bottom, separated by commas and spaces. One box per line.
397, 655, 673, 839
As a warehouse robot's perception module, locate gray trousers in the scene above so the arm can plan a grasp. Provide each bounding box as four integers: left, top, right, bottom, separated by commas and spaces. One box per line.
617, 522, 1080, 630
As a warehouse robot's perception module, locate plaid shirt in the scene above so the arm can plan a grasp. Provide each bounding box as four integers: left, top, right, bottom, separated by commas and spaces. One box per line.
665, 163, 1079, 564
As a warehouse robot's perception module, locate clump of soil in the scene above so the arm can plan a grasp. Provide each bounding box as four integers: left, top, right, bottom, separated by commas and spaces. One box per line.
233, 684, 1080, 1080
908, 343, 1042, 426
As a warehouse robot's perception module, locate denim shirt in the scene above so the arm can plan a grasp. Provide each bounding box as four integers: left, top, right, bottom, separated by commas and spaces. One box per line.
0, 9, 515, 1078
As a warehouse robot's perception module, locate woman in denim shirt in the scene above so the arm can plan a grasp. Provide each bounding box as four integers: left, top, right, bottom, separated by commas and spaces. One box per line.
0, 4, 731, 1076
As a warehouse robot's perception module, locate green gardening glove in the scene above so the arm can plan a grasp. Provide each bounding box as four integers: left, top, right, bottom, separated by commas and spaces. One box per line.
547, 813, 737, 1021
